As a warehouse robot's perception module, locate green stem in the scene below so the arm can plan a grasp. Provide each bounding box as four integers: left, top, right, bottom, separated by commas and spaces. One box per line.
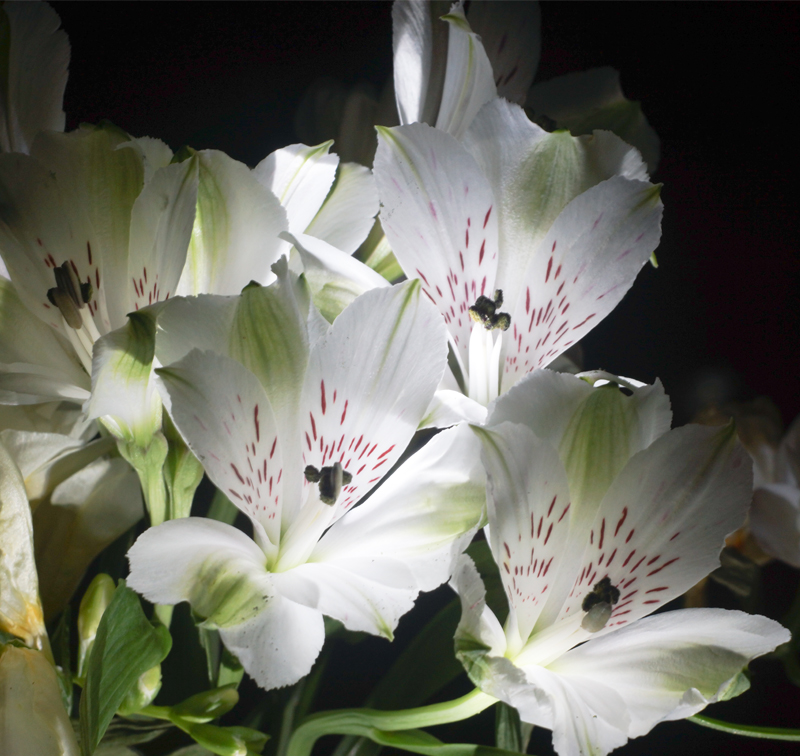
689, 715, 800, 741
286, 689, 497, 756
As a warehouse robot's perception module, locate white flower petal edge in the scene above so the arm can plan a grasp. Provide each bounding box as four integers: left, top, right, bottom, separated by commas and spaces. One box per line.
0, 2, 69, 155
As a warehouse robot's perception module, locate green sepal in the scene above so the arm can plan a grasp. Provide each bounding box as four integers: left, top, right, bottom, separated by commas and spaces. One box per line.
172, 145, 198, 164
79, 581, 172, 756
117, 663, 162, 715
355, 221, 404, 283
163, 412, 204, 520
494, 702, 525, 753
177, 720, 268, 756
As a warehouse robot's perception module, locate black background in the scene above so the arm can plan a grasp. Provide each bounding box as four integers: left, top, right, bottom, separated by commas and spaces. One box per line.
49, 3, 800, 755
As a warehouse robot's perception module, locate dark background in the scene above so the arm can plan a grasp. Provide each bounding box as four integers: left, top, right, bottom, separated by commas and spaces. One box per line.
49, 3, 800, 755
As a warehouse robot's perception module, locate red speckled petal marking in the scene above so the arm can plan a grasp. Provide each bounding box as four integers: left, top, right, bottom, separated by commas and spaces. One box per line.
299, 282, 448, 522
503, 177, 662, 392
556, 423, 751, 634
375, 123, 500, 372
479, 421, 572, 642
158, 349, 284, 549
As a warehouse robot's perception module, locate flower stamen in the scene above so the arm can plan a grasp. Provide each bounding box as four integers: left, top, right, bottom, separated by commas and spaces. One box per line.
469, 289, 511, 331
304, 461, 353, 506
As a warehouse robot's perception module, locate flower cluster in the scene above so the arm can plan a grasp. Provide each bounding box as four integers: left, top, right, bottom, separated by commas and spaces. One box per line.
0, 3, 791, 756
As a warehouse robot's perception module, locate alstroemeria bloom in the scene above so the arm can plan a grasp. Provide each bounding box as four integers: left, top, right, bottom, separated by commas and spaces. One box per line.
453, 370, 789, 756
374, 98, 662, 424
0, 123, 198, 443
127, 269, 485, 690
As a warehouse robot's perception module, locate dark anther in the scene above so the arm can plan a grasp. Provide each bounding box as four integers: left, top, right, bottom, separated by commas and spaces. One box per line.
469, 289, 511, 331
46, 261, 92, 329
304, 461, 353, 506
581, 576, 621, 613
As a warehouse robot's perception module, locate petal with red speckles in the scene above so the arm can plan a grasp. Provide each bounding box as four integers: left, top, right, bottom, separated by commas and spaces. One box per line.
296, 280, 447, 525
500, 177, 662, 392
155, 349, 285, 555
375, 122, 499, 374
467, 0, 541, 105
475, 421, 572, 646
556, 422, 752, 634
123, 157, 199, 321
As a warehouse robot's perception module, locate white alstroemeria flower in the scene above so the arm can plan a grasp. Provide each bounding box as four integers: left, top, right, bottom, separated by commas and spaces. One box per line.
374, 98, 662, 425
127, 269, 486, 690
0, 1, 69, 156
0, 123, 198, 444
452, 370, 789, 756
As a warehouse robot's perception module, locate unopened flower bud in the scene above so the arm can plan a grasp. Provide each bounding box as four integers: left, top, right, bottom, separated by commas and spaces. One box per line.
77, 573, 115, 678
171, 684, 239, 723
117, 664, 162, 715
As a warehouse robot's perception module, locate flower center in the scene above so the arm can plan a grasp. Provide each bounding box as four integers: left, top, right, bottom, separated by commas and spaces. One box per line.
468, 289, 511, 331
304, 461, 353, 506
46, 260, 102, 372
580, 576, 621, 633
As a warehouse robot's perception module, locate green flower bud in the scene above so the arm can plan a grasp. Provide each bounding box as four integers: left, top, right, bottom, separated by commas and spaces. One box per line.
117, 663, 162, 715
171, 684, 239, 723
184, 722, 248, 756
77, 573, 115, 678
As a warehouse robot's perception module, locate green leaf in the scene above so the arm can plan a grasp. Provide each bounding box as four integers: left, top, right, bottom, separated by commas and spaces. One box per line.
79, 582, 172, 755
494, 702, 523, 753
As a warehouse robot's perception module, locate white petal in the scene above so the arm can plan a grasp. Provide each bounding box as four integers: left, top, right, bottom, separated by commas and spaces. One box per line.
35, 457, 142, 618
156, 350, 284, 554
120, 158, 199, 323
750, 483, 800, 567
420, 388, 488, 429
0, 150, 96, 338
490, 370, 671, 523
295, 281, 447, 524
0, 646, 79, 756
451, 554, 507, 659
287, 231, 388, 323
252, 142, 338, 235
556, 423, 753, 633
312, 423, 486, 593
272, 559, 416, 640
0, 428, 112, 503
516, 663, 630, 756
375, 122, 499, 372
175, 149, 288, 297
528, 67, 661, 173
0, 438, 45, 648
463, 99, 648, 313
87, 313, 162, 447
500, 177, 662, 391
434, 4, 497, 139
127, 516, 272, 625
32, 126, 145, 335
219, 593, 324, 691
305, 162, 379, 255
551, 609, 790, 739
0, 2, 69, 154
154, 294, 238, 368
475, 421, 572, 645
392, 0, 444, 126
467, 0, 541, 105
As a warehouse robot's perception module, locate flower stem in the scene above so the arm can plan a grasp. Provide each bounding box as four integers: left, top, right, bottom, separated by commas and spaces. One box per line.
689, 715, 800, 741
285, 689, 497, 756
